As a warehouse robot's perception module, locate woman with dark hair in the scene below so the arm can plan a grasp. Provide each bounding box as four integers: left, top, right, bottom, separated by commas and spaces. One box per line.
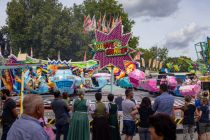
196, 97, 210, 140
107, 94, 121, 140
138, 97, 154, 140
92, 92, 110, 140
149, 113, 176, 140
181, 95, 196, 140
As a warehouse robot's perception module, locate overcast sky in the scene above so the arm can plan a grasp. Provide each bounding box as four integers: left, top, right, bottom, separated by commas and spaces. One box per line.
0, 0, 210, 60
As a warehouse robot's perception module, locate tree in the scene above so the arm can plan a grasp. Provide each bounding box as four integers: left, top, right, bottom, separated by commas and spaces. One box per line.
5, 0, 139, 61
137, 46, 168, 69
7, 0, 73, 59
0, 26, 10, 57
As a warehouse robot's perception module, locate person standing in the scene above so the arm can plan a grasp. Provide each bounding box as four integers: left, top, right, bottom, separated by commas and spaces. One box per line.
1, 89, 18, 140
107, 94, 121, 140
153, 84, 175, 116
7, 94, 49, 140
51, 91, 70, 140
196, 97, 210, 140
149, 113, 176, 140
92, 92, 110, 140
181, 95, 196, 140
115, 94, 123, 111
67, 89, 90, 140
122, 89, 138, 140
138, 97, 154, 140
62, 92, 69, 105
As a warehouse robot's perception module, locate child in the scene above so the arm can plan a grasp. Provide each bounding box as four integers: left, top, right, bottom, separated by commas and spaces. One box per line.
107, 94, 121, 140
138, 97, 154, 140
181, 95, 196, 140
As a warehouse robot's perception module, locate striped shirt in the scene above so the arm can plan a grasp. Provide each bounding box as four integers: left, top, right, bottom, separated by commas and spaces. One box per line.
153, 92, 175, 116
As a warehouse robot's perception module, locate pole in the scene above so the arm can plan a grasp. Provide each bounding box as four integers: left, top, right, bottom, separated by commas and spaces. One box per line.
20, 68, 24, 114
110, 66, 114, 94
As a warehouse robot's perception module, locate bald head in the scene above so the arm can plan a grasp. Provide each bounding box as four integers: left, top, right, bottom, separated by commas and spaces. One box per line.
23, 94, 44, 119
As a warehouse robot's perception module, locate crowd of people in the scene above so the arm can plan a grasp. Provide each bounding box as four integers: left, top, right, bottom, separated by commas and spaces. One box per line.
0, 83, 210, 140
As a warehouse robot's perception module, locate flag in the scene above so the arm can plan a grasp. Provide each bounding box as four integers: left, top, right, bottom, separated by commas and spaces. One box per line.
84, 15, 92, 32
148, 59, 152, 68
152, 59, 156, 68
102, 14, 106, 27
107, 15, 112, 32
92, 15, 96, 31
134, 51, 141, 61
159, 61, 163, 69
58, 50, 60, 60
111, 18, 115, 29
83, 15, 86, 27
97, 14, 101, 30
156, 60, 159, 69
83, 51, 87, 62
102, 14, 107, 32
83, 15, 87, 33
10, 47, 12, 55
119, 16, 122, 23
141, 58, 145, 68
18, 48, 21, 54
30, 47, 33, 57
174, 65, 180, 72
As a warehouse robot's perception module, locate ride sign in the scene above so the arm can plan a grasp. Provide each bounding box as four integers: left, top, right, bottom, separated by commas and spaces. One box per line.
94, 40, 129, 56
92, 22, 135, 70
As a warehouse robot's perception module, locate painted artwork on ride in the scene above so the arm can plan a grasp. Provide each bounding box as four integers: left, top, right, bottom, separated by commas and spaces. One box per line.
92, 22, 135, 71
1, 69, 14, 92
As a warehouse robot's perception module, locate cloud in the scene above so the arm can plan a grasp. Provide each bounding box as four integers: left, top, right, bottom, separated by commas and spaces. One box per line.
164, 23, 209, 50
118, 0, 181, 18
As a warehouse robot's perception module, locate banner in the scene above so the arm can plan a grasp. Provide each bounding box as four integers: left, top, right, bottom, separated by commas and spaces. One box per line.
156, 60, 159, 69
141, 58, 145, 68
159, 61, 163, 69
148, 59, 152, 68
93, 22, 134, 70
152, 59, 156, 68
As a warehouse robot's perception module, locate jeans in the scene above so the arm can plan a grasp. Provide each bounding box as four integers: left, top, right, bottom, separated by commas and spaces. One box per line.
183, 125, 195, 140
55, 123, 69, 140
1, 125, 10, 140
139, 127, 151, 140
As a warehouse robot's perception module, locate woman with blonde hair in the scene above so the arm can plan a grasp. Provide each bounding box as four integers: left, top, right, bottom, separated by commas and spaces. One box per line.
67, 89, 90, 140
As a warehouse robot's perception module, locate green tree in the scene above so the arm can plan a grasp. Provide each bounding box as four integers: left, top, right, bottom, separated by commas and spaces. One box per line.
7, 0, 73, 59
6, 0, 139, 61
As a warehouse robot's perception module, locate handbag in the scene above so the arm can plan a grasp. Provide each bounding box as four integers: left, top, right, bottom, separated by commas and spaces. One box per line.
42, 117, 56, 140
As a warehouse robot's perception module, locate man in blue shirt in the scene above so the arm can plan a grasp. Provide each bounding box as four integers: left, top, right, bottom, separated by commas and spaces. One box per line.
153, 84, 175, 116
7, 94, 49, 140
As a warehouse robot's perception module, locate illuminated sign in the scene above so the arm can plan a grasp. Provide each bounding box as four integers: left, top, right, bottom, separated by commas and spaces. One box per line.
94, 40, 129, 57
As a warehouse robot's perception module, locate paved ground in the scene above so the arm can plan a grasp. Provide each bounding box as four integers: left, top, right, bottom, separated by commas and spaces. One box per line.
0, 85, 198, 139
